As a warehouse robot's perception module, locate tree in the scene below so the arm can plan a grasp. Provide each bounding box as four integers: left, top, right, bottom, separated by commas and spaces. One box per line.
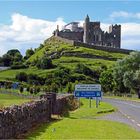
34, 87, 40, 94
99, 69, 115, 92
113, 51, 140, 98
66, 82, 73, 93
2, 49, 23, 66
29, 87, 34, 94
19, 86, 24, 93
7, 49, 20, 57
2, 54, 12, 66
50, 83, 59, 93
36, 56, 54, 69
14, 52, 23, 62
25, 48, 34, 59
16, 72, 28, 82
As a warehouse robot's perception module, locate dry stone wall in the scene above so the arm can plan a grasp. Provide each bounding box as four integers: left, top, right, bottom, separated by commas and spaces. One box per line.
54, 36, 75, 45
0, 94, 76, 139
74, 41, 133, 54
0, 99, 51, 139
54, 36, 133, 54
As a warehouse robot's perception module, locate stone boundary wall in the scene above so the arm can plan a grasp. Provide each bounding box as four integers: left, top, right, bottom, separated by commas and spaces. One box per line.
74, 41, 133, 54
54, 36, 74, 46
63, 51, 117, 61
54, 36, 133, 54
0, 94, 76, 139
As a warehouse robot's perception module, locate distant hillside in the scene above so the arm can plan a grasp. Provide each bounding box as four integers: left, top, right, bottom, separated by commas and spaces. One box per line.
0, 36, 128, 84
27, 36, 127, 70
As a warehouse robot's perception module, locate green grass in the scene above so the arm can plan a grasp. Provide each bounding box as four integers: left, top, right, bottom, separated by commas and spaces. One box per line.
72, 46, 127, 59
0, 67, 56, 80
53, 56, 115, 70
0, 57, 115, 81
27, 37, 127, 64
27, 98, 140, 139
0, 37, 127, 81
0, 93, 31, 108
105, 95, 140, 102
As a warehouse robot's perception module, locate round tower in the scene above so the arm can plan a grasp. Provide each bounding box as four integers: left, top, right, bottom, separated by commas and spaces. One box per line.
83, 15, 90, 43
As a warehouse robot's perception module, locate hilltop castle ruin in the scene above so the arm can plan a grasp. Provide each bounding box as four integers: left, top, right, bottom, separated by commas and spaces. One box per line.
54, 15, 121, 48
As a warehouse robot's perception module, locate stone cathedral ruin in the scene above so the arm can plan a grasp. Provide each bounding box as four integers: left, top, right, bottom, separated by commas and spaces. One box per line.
54, 15, 121, 48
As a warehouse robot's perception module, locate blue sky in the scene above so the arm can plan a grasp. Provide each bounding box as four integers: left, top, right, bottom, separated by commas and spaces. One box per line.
0, 1, 140, 56
0, 1, 140, 23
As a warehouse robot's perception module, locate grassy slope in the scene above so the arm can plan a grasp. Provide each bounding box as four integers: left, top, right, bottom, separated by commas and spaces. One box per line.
27, 98, 140, 139
0, 37, 127, 81
0, 93, 31, 108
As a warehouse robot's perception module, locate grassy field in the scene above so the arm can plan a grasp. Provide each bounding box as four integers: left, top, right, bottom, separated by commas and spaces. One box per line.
53, 56, 115, 70
28, 37, 127, 63
0, 93, 31, 108
0, 67, 56, 80
27, 98, 140, 139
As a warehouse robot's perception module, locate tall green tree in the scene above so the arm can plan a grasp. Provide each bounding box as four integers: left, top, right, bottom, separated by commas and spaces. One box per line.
2, 49, 23, 66
113, 51, 140, 98
99, 69, 115, 92
36, 56, 54, 69
25, 48, 34, 59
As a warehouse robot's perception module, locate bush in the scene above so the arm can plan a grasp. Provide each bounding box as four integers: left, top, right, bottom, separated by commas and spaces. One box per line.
29, 87, 34, 94
74, 63, 94, 77
50, 83, 59, 93
27, 74, 45, 85
26, 86, 30, 92
36, 56, 54, 69
34, 87, 40, 94
16, 72, 28, 82
66, 82, 73, 93
11, 64, 28, 69
19, 86, 24, 93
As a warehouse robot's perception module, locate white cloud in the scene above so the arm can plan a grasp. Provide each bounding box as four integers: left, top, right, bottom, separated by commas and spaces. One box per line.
0, 13, 66, 56
0, 13, 140, 57
110, 11, 140, 19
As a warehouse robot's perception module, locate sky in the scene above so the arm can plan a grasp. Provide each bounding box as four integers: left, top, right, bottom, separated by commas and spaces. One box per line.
0, 0, 140, 56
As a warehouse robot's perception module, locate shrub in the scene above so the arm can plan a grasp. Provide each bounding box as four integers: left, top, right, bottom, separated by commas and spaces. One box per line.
19, 86, 24, 93
11, 64, 28, 69
26, 86, 30, 92
66, 82, 73, 93
36, 56, 54, 69
16, 72, 28, 82
50, 83, 59, 93
29, 87, 34, 94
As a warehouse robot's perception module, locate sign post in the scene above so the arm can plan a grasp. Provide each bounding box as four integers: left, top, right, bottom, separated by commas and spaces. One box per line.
89, 97, 92, 108
96, 97, 98, 108
74, 84, 101, 108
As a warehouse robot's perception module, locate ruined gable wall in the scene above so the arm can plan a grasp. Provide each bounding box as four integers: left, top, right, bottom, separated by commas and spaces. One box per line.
58, 31, 83, 42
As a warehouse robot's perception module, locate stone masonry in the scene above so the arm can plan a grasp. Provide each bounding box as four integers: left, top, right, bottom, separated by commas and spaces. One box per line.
0, 94, 77, 139
54, 15, 121, 48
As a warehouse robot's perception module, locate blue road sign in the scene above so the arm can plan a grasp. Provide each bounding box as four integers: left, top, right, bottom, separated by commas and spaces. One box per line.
74, 91, 101, 97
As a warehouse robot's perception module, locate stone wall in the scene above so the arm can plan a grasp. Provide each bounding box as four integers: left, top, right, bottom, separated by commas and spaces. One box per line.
58, 31, 83, 42
54, 36, 133, 54
63, 51, 117, 61
0, 99, 51, 139
0, 94, 77, 139
74, 41, 132, 54
54, 36, 75, 46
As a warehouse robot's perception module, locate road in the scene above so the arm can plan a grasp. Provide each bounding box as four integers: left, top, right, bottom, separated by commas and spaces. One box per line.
102, 98, 140, 131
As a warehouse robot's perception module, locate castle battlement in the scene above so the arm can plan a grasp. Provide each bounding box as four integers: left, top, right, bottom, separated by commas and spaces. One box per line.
54, 15, 121, 48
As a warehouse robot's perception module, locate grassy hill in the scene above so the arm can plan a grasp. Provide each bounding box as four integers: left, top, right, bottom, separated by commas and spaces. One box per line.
0, 37, 128, 82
